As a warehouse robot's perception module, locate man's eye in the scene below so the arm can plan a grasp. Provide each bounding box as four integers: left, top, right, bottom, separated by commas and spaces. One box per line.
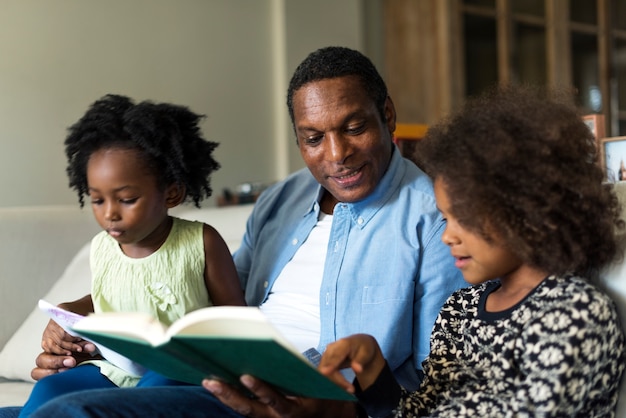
346, 124, 366, 135
303, 135, 323, 145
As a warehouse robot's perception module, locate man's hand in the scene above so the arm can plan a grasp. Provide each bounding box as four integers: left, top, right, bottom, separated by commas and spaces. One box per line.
31, 344, 100, 381
202, 375, 357, 418
31, 351, 76, 380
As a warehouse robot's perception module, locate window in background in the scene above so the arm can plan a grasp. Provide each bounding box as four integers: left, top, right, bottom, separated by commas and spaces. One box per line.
458, 0, 625, 136
464, 13, 497, 96
612, 0, 626, 134
381, 0, 626, 136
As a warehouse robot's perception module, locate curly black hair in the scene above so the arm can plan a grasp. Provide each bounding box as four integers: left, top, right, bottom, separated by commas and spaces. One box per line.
65, 94, 220, 208
286, 46, 388, 129
415, 85, 624, 276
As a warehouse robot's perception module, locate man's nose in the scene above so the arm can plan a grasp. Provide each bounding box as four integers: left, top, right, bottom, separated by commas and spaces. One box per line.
327, 134, 351, 163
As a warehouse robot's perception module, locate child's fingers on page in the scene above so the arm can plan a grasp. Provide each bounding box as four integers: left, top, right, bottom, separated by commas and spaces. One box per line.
41, 332, 83, 355
41, 319, 84, 354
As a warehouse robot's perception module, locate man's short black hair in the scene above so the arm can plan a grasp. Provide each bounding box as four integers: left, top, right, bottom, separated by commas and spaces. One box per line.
286, 46, 388, 129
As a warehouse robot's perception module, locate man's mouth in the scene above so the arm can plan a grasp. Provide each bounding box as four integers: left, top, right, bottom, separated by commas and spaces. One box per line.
330, 167, 363, 187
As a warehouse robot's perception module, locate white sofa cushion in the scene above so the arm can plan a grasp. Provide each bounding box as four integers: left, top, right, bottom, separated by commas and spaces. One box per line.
0, 381, 34, 408
0, 206, 99, 351
0, 243, 92, 383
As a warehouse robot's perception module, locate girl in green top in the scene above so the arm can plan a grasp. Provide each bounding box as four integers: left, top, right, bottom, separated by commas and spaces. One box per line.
19, 94, 245, 417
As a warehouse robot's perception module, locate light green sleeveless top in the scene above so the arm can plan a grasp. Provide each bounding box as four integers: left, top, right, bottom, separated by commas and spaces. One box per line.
87, 217, 211, 386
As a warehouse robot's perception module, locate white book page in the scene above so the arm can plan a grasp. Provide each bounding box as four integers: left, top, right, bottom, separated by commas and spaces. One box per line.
166, 306, 305, 359
71, 311, 169, 346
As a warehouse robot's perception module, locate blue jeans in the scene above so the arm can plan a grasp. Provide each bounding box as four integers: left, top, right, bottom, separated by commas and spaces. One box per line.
0, 408, 20, 418
27, 386, 244, 418
19, 365, 116, 417
14, 366, 196, 417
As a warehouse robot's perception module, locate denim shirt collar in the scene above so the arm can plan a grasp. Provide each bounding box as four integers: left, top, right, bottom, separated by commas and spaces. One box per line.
305, 146, 406, 228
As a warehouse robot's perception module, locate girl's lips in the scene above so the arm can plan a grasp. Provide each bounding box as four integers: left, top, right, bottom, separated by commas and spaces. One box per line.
107, 229, 123, 238
454, 256, 471, 269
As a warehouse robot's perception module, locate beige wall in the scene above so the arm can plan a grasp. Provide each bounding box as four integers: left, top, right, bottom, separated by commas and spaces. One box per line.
0, 0, 370, 208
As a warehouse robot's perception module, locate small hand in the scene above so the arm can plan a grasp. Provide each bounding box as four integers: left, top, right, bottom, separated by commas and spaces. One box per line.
41, 319, 96, 355
318, 334, 386, 392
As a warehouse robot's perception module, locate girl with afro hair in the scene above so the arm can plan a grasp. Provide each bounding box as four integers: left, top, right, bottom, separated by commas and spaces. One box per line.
19, 94, 245, 417
319, 85, 625, 417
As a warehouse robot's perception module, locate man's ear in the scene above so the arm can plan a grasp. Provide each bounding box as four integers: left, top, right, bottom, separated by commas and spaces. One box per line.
165, 183, 186, 208
384, 96, 397, 136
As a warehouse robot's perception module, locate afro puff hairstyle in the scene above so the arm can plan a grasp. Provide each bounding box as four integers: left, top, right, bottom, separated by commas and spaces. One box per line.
65, 94, 220, 208
415, 85, 624, 277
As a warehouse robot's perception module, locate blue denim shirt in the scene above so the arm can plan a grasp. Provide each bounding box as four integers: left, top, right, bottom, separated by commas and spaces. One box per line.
233, 148, 466, 390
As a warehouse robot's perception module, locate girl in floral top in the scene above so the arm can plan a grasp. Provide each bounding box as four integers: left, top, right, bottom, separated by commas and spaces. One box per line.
320, 86, 626, 417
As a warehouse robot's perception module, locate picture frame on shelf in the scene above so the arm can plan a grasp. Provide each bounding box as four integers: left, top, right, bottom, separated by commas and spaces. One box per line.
600, 136, 626, 182
582, 114, 605, 142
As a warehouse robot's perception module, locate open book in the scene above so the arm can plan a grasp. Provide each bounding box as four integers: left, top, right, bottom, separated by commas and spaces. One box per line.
66, 305, 354, 401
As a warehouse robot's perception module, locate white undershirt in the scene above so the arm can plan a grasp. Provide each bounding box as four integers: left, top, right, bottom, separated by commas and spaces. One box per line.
259, 212, 332, 352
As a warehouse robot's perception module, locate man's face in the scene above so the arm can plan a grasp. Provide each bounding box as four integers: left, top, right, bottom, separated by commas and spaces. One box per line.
292, 76, 395, 208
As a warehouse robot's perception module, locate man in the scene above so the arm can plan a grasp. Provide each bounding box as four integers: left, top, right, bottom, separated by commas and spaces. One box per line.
14, 46, 465, 417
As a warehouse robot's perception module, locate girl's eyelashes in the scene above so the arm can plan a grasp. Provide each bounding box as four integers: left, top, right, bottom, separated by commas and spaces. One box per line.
89, 197, 139, 205
120, 198, 139, 204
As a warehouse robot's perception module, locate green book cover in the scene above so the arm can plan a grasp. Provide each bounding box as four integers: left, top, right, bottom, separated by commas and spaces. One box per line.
71, 306, 355, 401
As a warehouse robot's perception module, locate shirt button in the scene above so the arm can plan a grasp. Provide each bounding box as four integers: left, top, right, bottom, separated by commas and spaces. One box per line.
357, 217, 364, 225
292, 238, 298, 245
263, 281, 269, 288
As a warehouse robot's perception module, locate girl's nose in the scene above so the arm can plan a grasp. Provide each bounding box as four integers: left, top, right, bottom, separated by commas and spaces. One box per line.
104, 203, 120, 221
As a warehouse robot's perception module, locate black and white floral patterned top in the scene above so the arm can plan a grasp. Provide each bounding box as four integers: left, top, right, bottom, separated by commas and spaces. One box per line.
357, 274, 625, 417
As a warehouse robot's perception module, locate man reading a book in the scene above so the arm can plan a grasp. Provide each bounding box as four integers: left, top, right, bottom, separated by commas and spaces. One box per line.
14, 46, 465, 418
